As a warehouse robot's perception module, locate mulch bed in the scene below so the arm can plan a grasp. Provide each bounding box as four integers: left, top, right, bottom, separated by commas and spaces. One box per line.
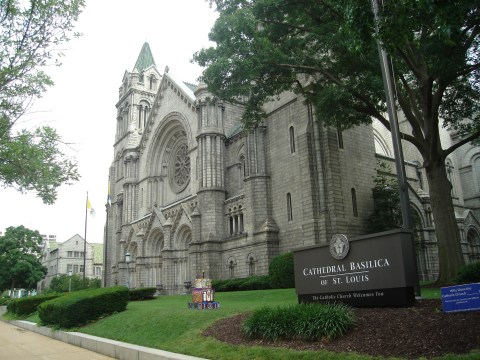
203, 299, 480, 359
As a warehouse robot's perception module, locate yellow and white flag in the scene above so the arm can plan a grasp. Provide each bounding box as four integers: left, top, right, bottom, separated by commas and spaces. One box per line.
87, 198, 95, 217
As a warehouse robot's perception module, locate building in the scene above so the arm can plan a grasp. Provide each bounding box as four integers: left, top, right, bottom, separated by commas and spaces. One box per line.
38, 234, 104, 291
103, 43, 480, 294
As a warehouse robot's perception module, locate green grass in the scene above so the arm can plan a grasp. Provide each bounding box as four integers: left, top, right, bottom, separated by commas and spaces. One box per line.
71, 287, 479, 360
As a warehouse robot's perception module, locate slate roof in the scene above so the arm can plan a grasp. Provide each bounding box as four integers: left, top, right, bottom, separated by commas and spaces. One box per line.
134, 42, 156, 72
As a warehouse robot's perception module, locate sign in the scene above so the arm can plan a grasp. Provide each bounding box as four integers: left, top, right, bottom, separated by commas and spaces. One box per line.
441, 283, 480, 313
293, 229, 416, 307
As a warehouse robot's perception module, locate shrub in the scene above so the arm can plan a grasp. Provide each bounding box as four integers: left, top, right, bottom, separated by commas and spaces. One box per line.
38, 286, 128, 328
454, 262, 480, 284
0, 296, 10, 306
128, 287, 156, 301
48, 274, 101, 293
239, 276, 272, 291
242, 303, 355, 341
7, 293, 60, 316
269, 252, 295, 289
212, 276, 272, 292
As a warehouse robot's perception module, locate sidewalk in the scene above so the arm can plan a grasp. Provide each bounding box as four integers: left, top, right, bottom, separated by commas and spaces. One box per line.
0, 320, 114, 360
0, 307, 206, 360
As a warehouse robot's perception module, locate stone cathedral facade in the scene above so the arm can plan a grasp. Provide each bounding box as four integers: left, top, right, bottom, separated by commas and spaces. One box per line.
104, 43, 480, 294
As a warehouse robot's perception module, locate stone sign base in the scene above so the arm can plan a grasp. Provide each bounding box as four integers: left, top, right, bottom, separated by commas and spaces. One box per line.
298, 287, 415, 307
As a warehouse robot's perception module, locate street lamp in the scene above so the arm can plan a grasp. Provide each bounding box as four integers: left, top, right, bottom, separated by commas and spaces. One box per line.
125, 252, 131, 289
68, 270, 73, 292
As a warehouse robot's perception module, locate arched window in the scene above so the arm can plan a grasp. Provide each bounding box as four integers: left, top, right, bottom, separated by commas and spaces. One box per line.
239, 154, 246, 188
228, 259, 235, 278
149, 75, 157, 90
289, 126, 296, 153
351, 188, 358, 217
248, 255, 255, 276
337, 128, 344, 149
467, 228, 480, 263
287, 193, 293, 221
445, 159, 456, 196
138, 101, 150, 129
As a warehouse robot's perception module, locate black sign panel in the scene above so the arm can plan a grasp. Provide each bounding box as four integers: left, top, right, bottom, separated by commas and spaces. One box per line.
293, 229, 416, 307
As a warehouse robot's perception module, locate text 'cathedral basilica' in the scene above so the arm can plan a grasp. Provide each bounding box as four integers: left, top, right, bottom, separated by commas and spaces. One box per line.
103, 43, 480, 294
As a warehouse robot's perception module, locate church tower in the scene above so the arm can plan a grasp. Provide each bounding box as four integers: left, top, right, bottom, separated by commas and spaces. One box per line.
105, 42, 161, 287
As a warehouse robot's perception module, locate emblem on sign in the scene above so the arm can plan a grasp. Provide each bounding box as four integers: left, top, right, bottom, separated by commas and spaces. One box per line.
330, 234, 349, 260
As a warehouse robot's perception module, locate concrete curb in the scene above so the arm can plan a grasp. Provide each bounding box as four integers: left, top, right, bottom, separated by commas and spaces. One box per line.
0, 307, 206, 360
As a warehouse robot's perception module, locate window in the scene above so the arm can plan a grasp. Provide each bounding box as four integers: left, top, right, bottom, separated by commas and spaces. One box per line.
289, 126, 296, 153
67, 251, 73, 257
228, 260, 235, 278
80, 265, 84, 274
67, 264, 73, 273
287, 193, 293, 221
414, 162, 424, 189
73, 265, 79, 274
94, 266, 102, 276
248, 256, 255, 276
337, 128, 344, 149
351, 188, 358, 217
228, 206, 244, 236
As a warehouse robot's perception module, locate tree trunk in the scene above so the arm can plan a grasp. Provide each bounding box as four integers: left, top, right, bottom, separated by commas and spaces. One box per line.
424, 161, 465, 285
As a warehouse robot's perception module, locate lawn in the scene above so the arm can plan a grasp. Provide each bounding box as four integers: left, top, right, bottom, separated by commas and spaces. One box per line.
71, 287, 476, 360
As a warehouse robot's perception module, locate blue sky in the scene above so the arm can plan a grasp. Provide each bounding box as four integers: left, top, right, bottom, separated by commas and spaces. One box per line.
0, 0, 218, 243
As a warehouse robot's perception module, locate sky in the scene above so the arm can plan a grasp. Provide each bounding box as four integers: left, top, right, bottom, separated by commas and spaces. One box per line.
0, 0, 218, 243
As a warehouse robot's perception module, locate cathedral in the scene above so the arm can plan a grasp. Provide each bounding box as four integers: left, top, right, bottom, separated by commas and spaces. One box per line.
103, 43, 480, 294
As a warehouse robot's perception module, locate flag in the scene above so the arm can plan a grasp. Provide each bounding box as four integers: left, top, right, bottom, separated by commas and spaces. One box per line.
87, 198, 95, 217
107, 180, 112, 206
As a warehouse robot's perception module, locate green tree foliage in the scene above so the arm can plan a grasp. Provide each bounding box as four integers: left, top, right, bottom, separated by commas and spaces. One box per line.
194, 0, 479, 284
47, 273, 100, 293
0, 226, 47, 293
269, 252, 295, 289
0, 0, 84, 204
367, 161, 402, 233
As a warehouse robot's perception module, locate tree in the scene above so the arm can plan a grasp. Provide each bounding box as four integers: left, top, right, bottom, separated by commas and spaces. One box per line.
0, 0, 84, 204
194, 0, 479, 284
47, 273, 100, 293
367, 161, 402, 233
0, 226, 47, 293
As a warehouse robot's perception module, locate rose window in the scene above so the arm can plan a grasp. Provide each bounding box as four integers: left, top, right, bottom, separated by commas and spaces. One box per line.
169, 141, 190, 193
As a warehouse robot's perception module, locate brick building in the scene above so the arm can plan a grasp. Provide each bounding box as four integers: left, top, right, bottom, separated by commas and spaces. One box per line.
103, 43, 480, 293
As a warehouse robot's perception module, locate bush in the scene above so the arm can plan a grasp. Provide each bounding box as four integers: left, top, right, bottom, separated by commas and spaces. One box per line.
454, 262, 480, 284
212, 276, 272, 292
7, 293, 60, 316
38, 286, 128, 328
239, 276, 272, 291
242, 303, 355, 341
269, 252, 295, 289
48, 274, 101, 293
128, 287, 156, 301
0, 296, 10, 306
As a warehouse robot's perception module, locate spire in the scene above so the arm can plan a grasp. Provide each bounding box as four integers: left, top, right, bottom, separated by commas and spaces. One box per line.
133, 42, 156, 72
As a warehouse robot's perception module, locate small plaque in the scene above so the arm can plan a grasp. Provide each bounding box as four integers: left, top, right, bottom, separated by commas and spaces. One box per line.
441, 283, 480, 313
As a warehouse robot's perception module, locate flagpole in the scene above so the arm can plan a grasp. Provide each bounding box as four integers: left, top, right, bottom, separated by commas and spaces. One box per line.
84, 191, 88, 285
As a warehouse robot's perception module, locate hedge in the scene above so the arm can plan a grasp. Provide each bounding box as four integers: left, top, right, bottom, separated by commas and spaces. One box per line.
269, 252, 295, 289
454, 261, 480, 284
7, 293, 60, 316
128, 287, 156, 301
38, 286, 128, 328
212, 276, 272, 292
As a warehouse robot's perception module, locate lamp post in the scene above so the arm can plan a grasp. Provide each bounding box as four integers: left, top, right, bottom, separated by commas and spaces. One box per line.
68, 270, 72, 292
125, 252, 131, 289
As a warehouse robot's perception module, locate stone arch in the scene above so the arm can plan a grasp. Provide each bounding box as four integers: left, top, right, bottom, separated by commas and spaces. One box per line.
142, 227, 164, 288
466, 227, 480, 263
246, 252, 257, 276
373, 130, 392, 157
226, 256, 237, 278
